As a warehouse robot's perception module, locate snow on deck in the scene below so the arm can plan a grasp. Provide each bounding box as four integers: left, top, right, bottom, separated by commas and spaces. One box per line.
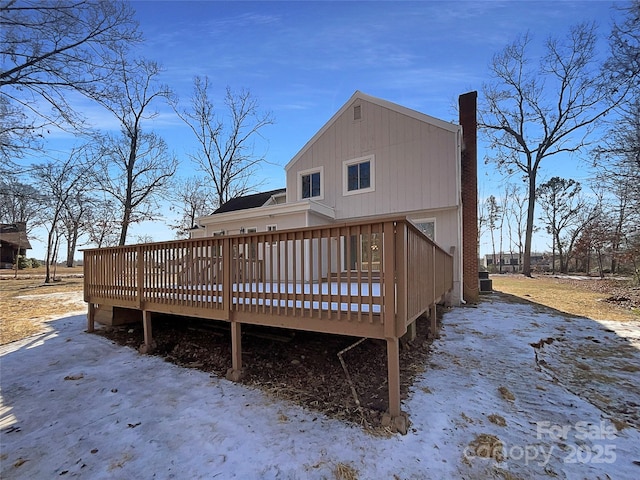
152, 281, 383, 313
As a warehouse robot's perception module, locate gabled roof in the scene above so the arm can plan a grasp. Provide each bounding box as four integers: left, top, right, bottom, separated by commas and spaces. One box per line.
213, 188, 286, 214
0, 223, 32, 249
285, 90, 460, 171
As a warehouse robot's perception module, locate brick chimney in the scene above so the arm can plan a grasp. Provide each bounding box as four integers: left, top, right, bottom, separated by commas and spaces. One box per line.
459, 92, 479, 303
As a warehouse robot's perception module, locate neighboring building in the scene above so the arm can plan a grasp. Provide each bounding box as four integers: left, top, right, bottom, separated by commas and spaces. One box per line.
193, 91, 477, 304
483, 252, 550, 272
0, 222, 32, 269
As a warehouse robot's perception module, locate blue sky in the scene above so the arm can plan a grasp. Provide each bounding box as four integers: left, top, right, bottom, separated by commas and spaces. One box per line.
30, 0, 627, 259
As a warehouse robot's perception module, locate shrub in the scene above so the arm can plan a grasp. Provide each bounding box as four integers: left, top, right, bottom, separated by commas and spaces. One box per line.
17, 256, 31, 269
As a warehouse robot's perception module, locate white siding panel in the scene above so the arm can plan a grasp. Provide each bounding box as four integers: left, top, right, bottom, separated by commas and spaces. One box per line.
286, 97, 460, 221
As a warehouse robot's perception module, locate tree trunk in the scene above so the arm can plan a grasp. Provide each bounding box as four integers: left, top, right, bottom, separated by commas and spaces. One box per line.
523, 172, 537, 277
119, 135, 137, 246
44, 228, 54, 283
119, 207, 131, 246
551, 231, 556, 275
596, 249, 604, 278
66, 223, 79, 267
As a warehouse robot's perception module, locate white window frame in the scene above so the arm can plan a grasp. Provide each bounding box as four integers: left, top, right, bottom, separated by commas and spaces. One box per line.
413, 217, 436, 241
266, 224, 277, 232
343, 155, 375, 196
298, 166, 324, 201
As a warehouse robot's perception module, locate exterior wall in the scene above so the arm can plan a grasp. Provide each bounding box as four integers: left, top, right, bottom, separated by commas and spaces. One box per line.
407, 208, 461, 302
199, 211, 308, 237
285, 98, 460, 220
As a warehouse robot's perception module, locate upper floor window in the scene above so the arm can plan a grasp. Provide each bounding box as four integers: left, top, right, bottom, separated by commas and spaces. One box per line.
298, 167, 323, 200
343, 155, 375, 196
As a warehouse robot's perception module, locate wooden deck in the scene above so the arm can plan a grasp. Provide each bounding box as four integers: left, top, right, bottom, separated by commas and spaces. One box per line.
84, 216, 453, 433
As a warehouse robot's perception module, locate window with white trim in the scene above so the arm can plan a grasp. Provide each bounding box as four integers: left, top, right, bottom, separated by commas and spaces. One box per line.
343, 155, 374, 195
298, 167, 323, 200
414, 218, 435, 241
266, 224, 277, 232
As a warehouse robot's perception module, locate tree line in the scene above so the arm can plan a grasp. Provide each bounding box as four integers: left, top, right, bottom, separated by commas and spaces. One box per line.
1, 1, 638, 283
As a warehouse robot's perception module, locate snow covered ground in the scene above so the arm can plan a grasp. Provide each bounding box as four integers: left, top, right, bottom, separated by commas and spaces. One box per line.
1, 294, 639, 479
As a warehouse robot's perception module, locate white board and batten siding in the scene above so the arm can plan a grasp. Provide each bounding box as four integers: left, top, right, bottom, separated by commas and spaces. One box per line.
285, 93, 461, 220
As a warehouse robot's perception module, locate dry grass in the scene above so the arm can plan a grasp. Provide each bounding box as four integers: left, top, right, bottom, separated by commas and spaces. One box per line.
333, 462, 359, 480
498, 386, 515, 402
488, 414, 507, 427
490, 274, 638, 322
467, 433, 504, 462
0, 266, 85, 345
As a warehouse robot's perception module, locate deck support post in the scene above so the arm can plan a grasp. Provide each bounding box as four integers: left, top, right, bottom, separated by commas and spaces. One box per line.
382, 337, 408, 434
226, 321, 244, 382
86, 303, 95, 333
140, 310, 155, 354
404, 320, 417, 342
429, 303, 439, 339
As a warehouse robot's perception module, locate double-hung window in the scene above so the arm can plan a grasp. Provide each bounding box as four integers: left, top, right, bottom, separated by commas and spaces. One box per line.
343, 155, 375, 195
298, 167, 323, 200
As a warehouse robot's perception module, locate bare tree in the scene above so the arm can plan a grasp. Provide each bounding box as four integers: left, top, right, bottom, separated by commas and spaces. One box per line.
480, 23, 631, 276
606, 0, 640, 87
589, 208, 613, 278
33, 148, 93, 283
168, 176, 215, 239
0, 0, 140, 161
485, 195, 500, 272
173, 78, 275, 206
84, 196, 121, 248
505, 183, 528, 270
91, 56, 177, 245
0, 176, 43, 229
537, 177, 595, 274
60, 192, 90, 267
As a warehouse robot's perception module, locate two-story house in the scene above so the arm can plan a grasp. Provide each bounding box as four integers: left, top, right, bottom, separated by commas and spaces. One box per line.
193, 91, 476, 305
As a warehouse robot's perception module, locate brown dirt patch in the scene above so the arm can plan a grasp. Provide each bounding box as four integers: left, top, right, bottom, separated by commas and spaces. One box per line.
95, 310, 443, 435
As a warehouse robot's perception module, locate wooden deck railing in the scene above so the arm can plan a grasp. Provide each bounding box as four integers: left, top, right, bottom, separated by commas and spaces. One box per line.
84, 217, 452, 339
84, 216, 453, 432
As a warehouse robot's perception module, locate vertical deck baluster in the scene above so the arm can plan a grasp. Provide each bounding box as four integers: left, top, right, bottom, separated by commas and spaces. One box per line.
345, 227, 351, 321
327, 229, 333, 320
285, 233, 290, 315
311, 230, 324, 318
258, 233, 276, 315
367, 225, 374, 323
355, 225, 362, 323
294, 233, 306, 317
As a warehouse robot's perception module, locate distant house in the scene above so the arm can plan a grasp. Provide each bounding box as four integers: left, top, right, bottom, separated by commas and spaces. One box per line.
483, 252, 550, 272
0, 222, 32, 269
193, 91, 479, 304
